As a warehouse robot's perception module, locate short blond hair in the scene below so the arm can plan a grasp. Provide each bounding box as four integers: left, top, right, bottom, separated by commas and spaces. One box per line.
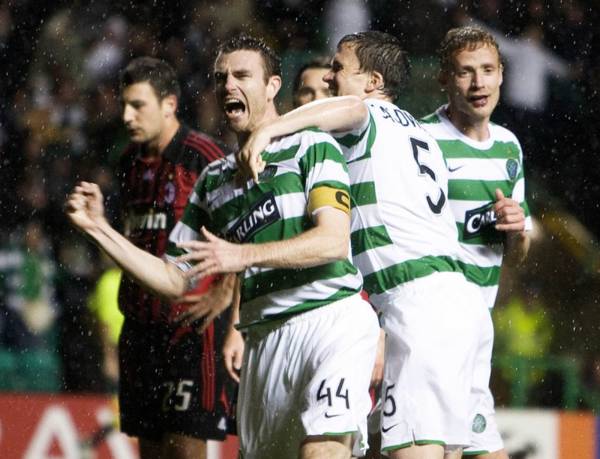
438, 26, 502, 74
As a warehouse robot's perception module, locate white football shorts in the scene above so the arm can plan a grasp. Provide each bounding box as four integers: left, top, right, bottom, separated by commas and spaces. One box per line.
237, 293, 380, 459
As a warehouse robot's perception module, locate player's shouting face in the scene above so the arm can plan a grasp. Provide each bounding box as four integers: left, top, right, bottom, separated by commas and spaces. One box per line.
121, 81, 176, 146
442, 44, 503, 124
214, 50, 280, 134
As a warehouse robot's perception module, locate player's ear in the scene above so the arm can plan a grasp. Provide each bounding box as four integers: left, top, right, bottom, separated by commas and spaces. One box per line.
162, 94, 178, 118
368, 70, 385, 94
266, 75, 282, 101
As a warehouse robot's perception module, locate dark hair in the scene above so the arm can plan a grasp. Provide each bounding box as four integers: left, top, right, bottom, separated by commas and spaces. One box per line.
120, 57, 181, 100
215, 34, 281, 82
292, 56, 331, 95
338, 31, 410, 100
438, 26, 502, 74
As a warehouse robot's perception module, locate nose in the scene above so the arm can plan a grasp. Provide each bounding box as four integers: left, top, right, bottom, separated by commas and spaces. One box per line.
123, 104, 134, 124
471, 70, 484, 89
323, 70, 334, 83
224, 73, 237, 92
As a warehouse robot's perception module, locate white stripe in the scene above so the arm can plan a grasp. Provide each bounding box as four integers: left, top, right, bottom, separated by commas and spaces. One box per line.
447, 157, 519, 181
169, 220, 200, 245
457, 242, 502, 268
241, 272, 363, 325
449, 199, 492, 224
307, 158, 349, 190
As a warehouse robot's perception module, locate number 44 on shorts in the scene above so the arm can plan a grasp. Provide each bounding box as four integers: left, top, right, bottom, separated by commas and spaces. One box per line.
317, 378, 350, 418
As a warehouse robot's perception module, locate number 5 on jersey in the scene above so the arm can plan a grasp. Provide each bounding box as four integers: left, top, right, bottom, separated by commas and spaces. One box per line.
410, 137, 446, 214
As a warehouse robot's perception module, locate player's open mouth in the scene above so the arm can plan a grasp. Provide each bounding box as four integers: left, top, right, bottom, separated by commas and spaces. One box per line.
224, 98, 246, 117
469, 95, 488, 107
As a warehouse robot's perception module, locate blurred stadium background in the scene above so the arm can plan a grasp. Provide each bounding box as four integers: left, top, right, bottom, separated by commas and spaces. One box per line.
0, 0, 599, 457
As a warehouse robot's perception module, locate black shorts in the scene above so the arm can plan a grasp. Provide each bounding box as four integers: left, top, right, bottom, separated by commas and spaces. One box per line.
118, 311, 233, 441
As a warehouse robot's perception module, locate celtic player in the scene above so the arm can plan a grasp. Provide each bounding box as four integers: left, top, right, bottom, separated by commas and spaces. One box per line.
66, 34, 379, 459
421, 27, 532, 459
238, 31, 490, 459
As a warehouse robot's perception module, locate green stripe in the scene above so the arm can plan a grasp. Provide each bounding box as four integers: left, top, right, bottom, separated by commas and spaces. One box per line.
462, 450, 490, 456
336, 114, 377, 155
419, 113, 441, 124
238, 287, 357, 329
251, 216, 309, 244
274, 287, 357, 316
323, 430, 357, 436
211, 172, 304, 226
448, 179, 513, 201
522, 201, 531, 218
382, 439, 446, 452
204, 169, 234, 192
299, 141, 347, 178
263, 144, 300, 164
242, 261, 358, 301
181, 201, 209, 228
363, 256, 462, 295
312, 180, 349, 193
350, 181, 377, 207
336, 126, 368, 148
437, 139, 520, 160
351, 226, 393, 256
365, 115, 377, 151
457, 261, 500, 287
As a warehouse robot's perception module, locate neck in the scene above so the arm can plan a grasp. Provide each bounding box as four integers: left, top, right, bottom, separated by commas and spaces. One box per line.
236, 106, 279, 146
362, 89, 392, 103
446, 105, 490, 142
147, 118, 180, 156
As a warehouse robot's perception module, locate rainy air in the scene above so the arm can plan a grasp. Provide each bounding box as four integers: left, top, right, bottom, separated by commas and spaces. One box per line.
0, 1, 598, 459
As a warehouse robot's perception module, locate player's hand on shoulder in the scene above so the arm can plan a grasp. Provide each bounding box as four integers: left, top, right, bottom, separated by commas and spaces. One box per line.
494, 188, 525, 233
65, 181, 106, 231
237, 127, 268, 182
223, 326, 244, 383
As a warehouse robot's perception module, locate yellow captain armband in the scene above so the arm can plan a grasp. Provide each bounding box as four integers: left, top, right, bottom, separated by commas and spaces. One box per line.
308, 187, 351, 215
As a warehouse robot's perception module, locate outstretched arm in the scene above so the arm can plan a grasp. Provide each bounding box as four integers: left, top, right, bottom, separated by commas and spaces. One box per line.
238, 96, 368, 181
176, 206, 351, 278
66, 181, 188, 300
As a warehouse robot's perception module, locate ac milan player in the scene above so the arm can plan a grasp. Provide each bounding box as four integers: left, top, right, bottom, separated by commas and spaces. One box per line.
115, 57, 233, 459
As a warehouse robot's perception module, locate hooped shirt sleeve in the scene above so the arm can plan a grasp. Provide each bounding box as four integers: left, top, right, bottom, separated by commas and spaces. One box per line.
298, 130, 351, 218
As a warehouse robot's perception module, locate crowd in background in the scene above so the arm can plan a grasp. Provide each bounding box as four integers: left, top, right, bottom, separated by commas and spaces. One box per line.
0, 0, 599, 407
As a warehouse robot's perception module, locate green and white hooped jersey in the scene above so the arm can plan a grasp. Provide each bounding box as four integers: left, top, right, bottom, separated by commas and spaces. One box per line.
166, 129, 362, 329
334, 98, 463, 309
421, 106, 532, 308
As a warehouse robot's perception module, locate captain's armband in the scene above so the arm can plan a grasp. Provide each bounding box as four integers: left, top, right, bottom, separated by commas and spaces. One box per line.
307, 187, 351, 215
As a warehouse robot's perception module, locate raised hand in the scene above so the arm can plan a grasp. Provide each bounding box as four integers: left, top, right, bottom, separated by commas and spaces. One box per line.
494, 188, 525, 233
236, 127, 269, 182
65, 181, 107, 232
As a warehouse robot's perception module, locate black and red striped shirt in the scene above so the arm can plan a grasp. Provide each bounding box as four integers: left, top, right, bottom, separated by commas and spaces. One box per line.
117, 125, 229, 324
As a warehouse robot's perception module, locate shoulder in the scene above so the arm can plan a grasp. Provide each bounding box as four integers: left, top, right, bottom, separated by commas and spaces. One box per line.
177, 126, 232, 172
118, 143, 138, 164
420, 111, 442, 125
419, 107, 451, 139
116, 143, 139, 176
183, 128, 231, 157
489, 122, 521, 146
269, 129, 340, 154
